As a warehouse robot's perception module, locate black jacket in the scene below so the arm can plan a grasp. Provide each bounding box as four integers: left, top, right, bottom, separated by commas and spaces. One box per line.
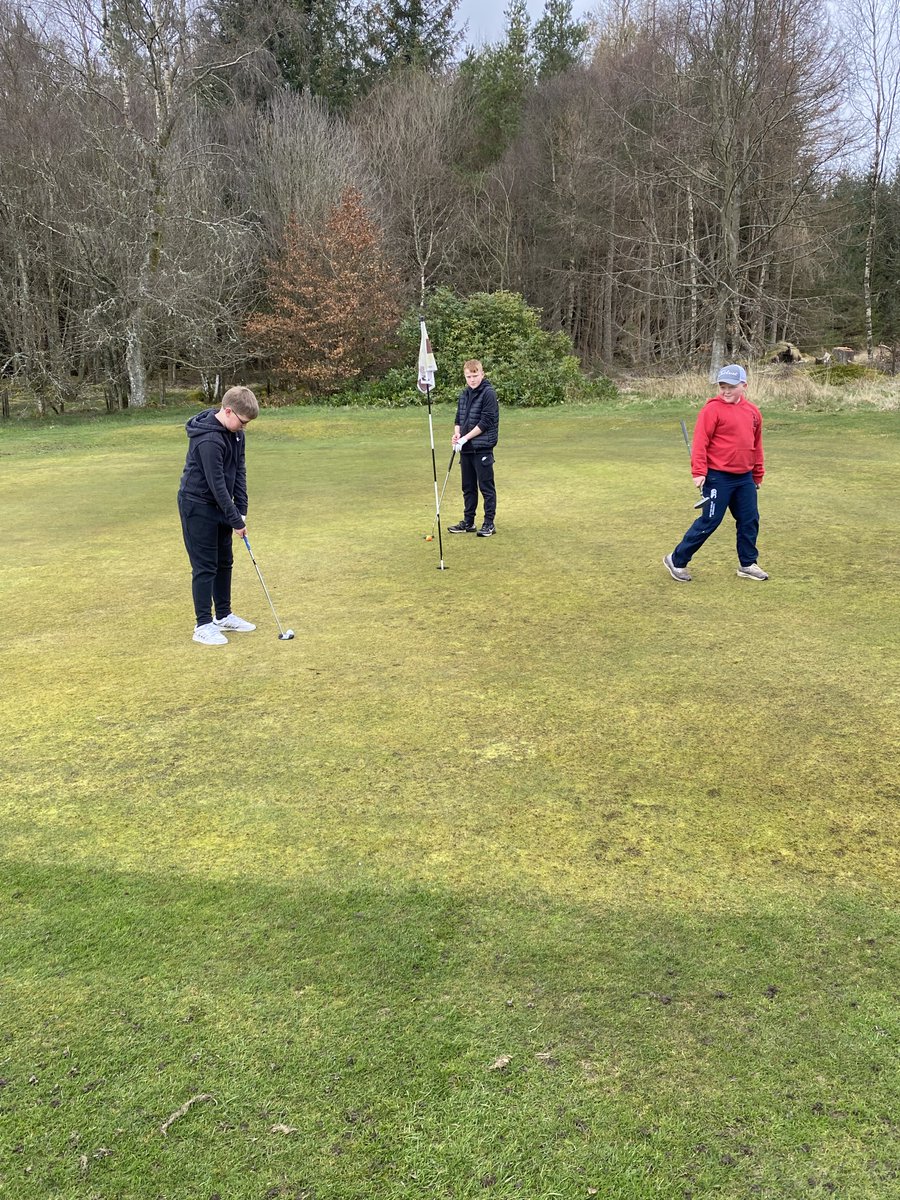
455, 378, 499, 450
178, 409, 248, 528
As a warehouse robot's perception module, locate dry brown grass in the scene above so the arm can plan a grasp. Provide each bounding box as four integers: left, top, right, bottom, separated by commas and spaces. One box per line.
614, 365, 900, 411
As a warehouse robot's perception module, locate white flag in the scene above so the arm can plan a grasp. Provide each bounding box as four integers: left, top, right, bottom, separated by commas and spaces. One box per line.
417, 319, 437, 394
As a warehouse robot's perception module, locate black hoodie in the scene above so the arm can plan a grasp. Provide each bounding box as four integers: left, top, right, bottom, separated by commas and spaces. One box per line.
178, 409, 248, 528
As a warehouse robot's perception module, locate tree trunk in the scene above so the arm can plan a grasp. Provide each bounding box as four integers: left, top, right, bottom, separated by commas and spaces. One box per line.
864, 187, 878, 363
687, 185, 699, 359
126, 321, 148, 407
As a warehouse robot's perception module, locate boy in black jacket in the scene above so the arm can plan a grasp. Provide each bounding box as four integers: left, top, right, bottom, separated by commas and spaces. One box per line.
177, 386, 259, 645
448, 360, 500, 536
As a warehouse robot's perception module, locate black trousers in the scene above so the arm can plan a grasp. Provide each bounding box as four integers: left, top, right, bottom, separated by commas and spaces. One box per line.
459, 448, 496, 524
178, 493, 234, 626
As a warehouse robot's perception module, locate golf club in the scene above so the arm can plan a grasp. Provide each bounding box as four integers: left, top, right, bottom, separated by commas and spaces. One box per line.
241, 534, 294, 640
424, 448, 457, 541
680, 419, 710, 509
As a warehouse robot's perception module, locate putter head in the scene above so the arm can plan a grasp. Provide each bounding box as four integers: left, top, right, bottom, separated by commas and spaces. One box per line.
279, 630, 295, 640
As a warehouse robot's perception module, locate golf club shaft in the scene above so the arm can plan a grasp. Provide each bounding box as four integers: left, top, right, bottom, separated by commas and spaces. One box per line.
429, 450, 457, 538
242, 535, 287, 637
681, 419, 707, 508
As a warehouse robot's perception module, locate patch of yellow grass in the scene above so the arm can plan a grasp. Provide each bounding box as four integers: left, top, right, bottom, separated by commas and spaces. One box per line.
615, 367, 900, 410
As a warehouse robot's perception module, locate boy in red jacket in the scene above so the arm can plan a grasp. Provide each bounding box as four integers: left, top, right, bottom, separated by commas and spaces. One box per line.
663, 365, 768, 583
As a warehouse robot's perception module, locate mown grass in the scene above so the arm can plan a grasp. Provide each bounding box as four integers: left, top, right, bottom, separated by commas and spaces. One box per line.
1, 401, 898, 1199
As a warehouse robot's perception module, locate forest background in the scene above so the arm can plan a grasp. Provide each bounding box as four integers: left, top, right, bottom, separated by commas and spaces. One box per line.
2, 0, 900, 415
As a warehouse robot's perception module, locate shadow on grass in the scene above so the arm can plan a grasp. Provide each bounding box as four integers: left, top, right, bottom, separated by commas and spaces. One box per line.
2, 860, 897, 1199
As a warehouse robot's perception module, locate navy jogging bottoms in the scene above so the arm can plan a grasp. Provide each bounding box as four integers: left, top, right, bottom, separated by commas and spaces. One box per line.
672, 469, 760, 568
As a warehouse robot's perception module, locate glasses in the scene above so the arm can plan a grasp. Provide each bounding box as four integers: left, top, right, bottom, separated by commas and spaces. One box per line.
228, 408, 251, 426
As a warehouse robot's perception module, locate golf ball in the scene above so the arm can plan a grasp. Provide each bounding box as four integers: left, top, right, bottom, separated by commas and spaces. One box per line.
425, 535, 433, 541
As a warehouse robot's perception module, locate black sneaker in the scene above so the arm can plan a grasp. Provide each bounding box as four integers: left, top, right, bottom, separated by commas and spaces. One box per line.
447, 521, 476, 533
477, 523, 496, 537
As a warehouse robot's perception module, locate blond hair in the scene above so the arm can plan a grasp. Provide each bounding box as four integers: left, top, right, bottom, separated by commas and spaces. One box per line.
463, 359, 483, 373
221, 386, 259, 419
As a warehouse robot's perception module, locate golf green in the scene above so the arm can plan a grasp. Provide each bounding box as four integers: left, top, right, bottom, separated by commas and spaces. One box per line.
1, 402, 898, 1198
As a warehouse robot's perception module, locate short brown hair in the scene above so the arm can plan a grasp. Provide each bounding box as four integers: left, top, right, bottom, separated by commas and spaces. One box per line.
463, 359, 483, 373
221, 386, 259, 420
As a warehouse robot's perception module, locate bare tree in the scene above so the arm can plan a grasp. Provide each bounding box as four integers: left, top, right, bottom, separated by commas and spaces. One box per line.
844, 0, 900, 362
250, 91, 373, 250
356, 70, 467, 305
561, 0, 846, 373
0, 5, 91, 412
37, 0, 257, 406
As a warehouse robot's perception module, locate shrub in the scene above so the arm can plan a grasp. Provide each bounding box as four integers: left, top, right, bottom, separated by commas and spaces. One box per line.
400, 288, 616, 407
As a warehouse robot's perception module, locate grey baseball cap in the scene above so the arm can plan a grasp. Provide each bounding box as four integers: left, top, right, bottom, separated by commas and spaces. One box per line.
717, 364, 747, 386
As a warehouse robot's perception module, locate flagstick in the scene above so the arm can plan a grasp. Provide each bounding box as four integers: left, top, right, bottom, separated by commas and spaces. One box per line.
425, 385, 447, 569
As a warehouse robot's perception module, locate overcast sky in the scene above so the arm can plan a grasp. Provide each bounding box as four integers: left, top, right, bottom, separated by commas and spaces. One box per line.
455, 0, 592, 49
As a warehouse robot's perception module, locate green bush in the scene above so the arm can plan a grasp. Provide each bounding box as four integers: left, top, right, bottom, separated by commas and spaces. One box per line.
404, 288, 616, 407
310, 289, 616, 408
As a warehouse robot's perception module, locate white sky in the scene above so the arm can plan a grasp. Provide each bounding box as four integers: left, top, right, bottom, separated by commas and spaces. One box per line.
455, 0, 593, 49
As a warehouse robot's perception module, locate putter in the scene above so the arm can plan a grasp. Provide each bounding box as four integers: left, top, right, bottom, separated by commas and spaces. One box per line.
424, 448, 457, 541
680, 419, 709, 509
241, 535, 294, 640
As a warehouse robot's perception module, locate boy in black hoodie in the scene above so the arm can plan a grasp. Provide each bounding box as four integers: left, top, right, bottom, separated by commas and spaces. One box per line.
448, 360, 500, 537
177, 386, 259, 645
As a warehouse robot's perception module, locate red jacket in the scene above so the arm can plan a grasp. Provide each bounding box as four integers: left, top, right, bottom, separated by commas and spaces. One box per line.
691, 395, 765, 484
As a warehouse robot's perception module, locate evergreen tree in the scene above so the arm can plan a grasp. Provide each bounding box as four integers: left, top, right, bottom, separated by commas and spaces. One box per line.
361, 0, 462, 78
459, 0, 535, 168
533, 0, 588, 78
209, 0, 366, 113
211, 0, 460, 111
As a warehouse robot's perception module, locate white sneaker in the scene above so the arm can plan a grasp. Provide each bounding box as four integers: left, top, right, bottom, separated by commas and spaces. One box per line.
663, 553, 692, 582
193, 622, 228, 645
215, 613, 256, 632
736, 563, 769, 581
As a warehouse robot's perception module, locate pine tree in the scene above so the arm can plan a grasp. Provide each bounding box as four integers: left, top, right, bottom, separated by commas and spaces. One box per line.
246, 189, 403, 392
533, 0, 588, 78
361, 0, 462, 77
459, 0, 535, 168
210, 0, 366, 113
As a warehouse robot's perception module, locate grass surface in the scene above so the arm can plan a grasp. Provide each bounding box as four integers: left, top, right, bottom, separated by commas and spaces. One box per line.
2, 401, 899, 1199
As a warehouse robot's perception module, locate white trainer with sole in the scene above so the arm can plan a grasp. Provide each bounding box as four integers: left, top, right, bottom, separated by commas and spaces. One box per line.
215, 613, 256, 632
193, 622, 228, 645
663, 553, 692, 583
736, 563, 769, 581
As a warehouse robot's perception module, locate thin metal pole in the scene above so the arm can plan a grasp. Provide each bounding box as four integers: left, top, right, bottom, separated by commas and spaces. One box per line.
426, 387, 446, 569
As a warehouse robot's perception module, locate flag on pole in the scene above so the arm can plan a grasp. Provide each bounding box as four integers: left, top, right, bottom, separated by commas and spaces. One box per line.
417, 318, 437, 393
